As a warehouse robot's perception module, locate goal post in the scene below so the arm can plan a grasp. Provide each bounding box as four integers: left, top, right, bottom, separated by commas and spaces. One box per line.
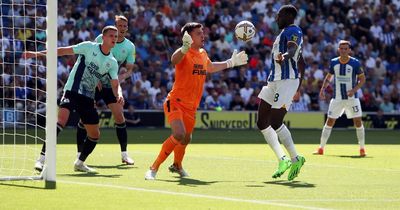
0, 0, 57, 188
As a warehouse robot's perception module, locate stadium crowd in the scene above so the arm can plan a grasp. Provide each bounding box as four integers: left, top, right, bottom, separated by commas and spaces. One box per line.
1, 0, 400, 114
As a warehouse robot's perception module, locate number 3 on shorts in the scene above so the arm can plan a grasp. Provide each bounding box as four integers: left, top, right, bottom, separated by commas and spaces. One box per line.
274, 93, 280, 102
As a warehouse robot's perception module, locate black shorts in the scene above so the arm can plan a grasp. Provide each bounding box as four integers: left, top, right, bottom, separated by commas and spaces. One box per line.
95, 87, 117, 105
59, 91, 99, 124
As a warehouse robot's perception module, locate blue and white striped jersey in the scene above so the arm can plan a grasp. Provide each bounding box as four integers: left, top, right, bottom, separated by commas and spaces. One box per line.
268, 25, 303, 82
329, 57, 363, 100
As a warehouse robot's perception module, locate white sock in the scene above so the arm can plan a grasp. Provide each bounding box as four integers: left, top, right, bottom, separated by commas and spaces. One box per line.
121, 151, 127, 157
356, 125, 365, 149
276, 124, 298, 159
75, 159, 83, 165
320, 125, 332, 148
261, 126, 286, 161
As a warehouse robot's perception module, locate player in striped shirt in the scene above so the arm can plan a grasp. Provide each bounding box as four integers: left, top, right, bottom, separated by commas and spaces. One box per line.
257, 5, 306, 181
313, 40, 366, 157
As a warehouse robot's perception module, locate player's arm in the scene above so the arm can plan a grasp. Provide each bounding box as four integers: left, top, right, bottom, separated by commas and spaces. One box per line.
208, 50, 248, 73
119, 44, 136, 82
23, 47, 75, 58
171, 31, 193, 66
109, 62, 124, 105
293, 53, 306, 101
276, 42, 298, 64
319, 73, 333, 100
347, 73, 366, 97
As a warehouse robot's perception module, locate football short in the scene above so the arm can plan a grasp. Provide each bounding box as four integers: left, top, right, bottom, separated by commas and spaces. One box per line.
164, 99, 196, 134
258, 79, 299, 111
95, 87, 117, 105
59, 91, 99, 124
327, 98, 362, 119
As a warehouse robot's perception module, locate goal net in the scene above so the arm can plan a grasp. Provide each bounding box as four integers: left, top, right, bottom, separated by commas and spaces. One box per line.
0, 0, 57, 188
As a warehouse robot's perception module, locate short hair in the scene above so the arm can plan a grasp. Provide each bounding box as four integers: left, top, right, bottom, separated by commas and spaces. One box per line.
181, 22, 203, 36
280, 5, 298, 18
102, 25, 118, 35
115, 15, 128, 23
338, 40, 351, 47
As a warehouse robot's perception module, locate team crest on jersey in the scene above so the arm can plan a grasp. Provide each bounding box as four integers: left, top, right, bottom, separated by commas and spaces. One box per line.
122, 50, 126, 54
290, 35, 298, 42
106, 63, 111, 68
347, 68, 351, 73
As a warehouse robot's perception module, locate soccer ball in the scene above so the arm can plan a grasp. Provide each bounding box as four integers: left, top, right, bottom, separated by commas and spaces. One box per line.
235, 21, 256, 42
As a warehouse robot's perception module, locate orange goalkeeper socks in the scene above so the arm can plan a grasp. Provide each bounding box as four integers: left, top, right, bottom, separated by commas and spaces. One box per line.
151, 135, 179, 170
173, 143, 188, 169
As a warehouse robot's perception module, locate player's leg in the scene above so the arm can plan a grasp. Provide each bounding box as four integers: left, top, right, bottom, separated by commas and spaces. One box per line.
145, 100, 185, 180
170, 112, 195, 177
76, 120, 86, 157
108, 101, 133, 164
35, 93, 73, 172
74, 98, 100, 173
345, 99, 365, 156
314, 99, 342, 155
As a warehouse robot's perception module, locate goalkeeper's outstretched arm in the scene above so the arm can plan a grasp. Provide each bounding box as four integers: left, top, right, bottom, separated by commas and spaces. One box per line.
208, 49, 249, 73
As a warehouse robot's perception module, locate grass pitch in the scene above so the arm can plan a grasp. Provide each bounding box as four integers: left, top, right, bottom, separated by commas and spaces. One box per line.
0, 128, 399, 210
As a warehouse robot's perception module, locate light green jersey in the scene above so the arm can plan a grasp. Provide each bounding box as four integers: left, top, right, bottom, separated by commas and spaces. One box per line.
64, 41, 118, 99
95, 35, 136, 88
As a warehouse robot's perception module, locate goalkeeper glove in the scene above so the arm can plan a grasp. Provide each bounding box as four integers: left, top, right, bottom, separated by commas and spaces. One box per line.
226, 50, 249, 68
180, 31, 193, 54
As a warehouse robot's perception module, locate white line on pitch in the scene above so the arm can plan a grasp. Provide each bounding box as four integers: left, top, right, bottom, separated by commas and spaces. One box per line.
59, 180, 330, 210
132, 151, 400, 173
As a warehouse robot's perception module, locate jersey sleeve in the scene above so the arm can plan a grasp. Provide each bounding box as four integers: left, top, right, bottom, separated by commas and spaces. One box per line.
108, 60, 119, 80
94, 34, 103, 43
285, 27, 302, 46
329, 60, 335, 74
355, 60, 364, 75
126, 44, 136, 64
72, 41, 95, 55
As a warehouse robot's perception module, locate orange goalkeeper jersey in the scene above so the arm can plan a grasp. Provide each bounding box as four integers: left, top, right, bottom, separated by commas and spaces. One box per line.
167, 48, 212, 110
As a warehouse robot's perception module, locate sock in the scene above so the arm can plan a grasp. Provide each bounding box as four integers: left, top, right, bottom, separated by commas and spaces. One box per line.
261, 126, 286, 161
320, 125, 332, 148
76, 122, 86, 153
151, 136, 179, 171
79, 137, 98, 162
173, 143, 188, 169
115, 122, 128, 152
41, 123, 63, 156
356, 125, 365, 149
276, 124, 298, 160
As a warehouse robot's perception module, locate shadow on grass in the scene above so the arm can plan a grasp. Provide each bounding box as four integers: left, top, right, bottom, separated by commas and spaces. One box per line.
0, 182, 45, 189
60, 173, 122, 178
328, 155, 372, 159
88, 164, 137, 170
264, 180, 315, 188
157, 177, 219, 187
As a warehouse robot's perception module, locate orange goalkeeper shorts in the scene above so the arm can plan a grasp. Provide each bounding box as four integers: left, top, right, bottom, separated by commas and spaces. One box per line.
164, 99, 196, 134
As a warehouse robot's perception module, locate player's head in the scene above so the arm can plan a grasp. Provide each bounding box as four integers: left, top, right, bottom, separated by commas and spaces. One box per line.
276, 5, 298, 29
102, 26, 118, 48
115, 15, 128, 38
338, 40, 351, 57
181, 22, 204, 48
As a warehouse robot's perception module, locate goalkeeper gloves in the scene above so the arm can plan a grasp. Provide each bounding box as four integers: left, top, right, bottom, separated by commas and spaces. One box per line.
180, 31, 193, 54
226, 50, 249, 68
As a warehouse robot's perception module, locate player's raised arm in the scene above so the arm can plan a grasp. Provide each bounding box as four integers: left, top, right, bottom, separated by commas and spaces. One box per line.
171, 31, 193, 66
208, 49, 249, 73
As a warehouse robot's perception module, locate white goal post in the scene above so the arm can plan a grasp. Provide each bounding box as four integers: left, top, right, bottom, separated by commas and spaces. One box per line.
0, 0, 57, 188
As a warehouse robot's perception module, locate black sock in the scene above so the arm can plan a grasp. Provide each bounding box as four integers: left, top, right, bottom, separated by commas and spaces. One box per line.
115, 122, 127, 152
79, 137, 98, 162
41, 123, 63, 156
76, 122, 87, 153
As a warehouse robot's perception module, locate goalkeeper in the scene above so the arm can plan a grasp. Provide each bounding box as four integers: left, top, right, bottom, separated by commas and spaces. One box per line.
25, 26, 121, 173
145, 22, 248, 180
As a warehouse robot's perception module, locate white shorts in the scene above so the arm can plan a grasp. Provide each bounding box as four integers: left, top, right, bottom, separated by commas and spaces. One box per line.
258, 79, 299, 111
327, 98, 362, 119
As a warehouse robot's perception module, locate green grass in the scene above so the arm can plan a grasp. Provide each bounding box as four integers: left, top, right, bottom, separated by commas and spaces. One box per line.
1, 128, 399, 210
